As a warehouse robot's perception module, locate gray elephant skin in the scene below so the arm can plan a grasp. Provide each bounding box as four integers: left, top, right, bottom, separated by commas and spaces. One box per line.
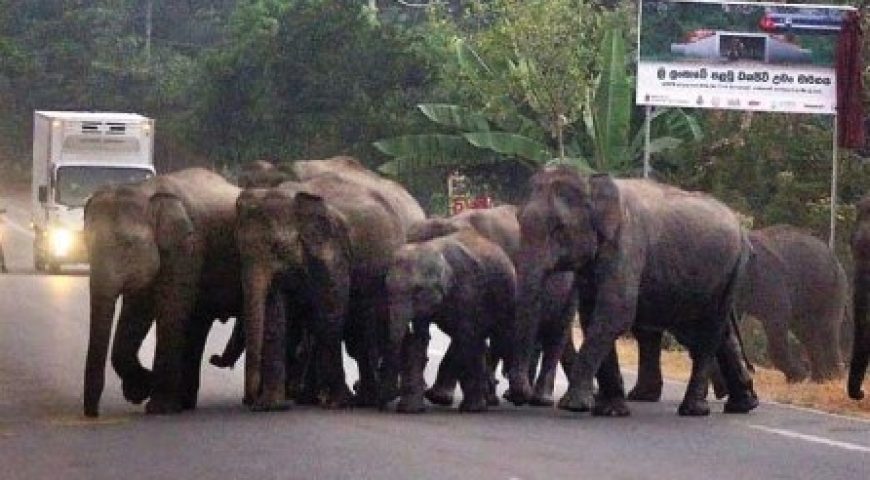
382, 228, 517, 413
506, 167, 758, 417
629, 225, 848, 402
236, 157, 425, 410
406, 205, 577, 408
741, 226, 846, 382
849, 196, 870, 400
83, 168, 242, 417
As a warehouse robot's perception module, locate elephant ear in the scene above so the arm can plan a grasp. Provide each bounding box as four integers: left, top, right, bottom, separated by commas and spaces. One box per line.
149, 193, 196, 255
293, 191, 349, 259
589, 174, 622, 245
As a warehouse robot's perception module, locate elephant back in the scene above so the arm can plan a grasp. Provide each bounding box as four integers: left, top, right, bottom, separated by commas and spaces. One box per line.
290, 156, 425, 229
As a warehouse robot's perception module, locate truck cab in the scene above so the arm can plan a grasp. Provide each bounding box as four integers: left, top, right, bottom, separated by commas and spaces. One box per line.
31, 111, 156, 273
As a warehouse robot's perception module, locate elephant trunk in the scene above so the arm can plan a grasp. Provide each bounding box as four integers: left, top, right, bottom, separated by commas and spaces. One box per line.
506, 256, 545, 405
83, 284, 120, 417
848, 274, 869, 400
242, 262, 274, 405
381, 300, 412, 405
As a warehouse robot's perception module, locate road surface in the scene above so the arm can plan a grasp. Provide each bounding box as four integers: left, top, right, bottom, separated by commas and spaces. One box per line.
1, 186, 869, 480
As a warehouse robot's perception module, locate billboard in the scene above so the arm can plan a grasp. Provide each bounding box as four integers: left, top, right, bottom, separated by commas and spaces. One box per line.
637, 1, 851, 114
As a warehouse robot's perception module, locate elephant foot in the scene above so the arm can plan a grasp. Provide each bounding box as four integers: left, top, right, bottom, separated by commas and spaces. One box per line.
250, 398, 291, 412
677, 399, 710, 417
723, 391, 759, 414
397, 393, 427, 414
459, 395, 488, 413
145, 397, 183, 415
294, 388, 320, 406
558, 386, 593, 413
486, 390, 500, 407
592, 395, 631, 417
626, 384, 662, 403
181, 395, 197, 411
122, 378, 152, 405
378, 383, 400, 408
321, 386, 353, 410
529, 393, 554, 407
351, 380, 379, 408
503, 382, 533, 406
424, 387, 455, 406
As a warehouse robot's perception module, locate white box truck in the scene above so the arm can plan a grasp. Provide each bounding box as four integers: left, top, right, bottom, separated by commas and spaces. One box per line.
31, 111, 156, 272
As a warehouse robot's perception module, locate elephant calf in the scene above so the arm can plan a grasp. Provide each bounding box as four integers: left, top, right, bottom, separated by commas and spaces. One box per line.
407, 205, 577, 408
382, 229, 516, 413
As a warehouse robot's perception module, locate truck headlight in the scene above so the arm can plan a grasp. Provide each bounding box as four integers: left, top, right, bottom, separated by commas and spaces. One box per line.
49, 228, 74, 257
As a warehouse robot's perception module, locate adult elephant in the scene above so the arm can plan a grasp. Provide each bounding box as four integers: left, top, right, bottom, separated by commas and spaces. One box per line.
505, 168, 758, 416
629, 225, 848, 401
382, 229, 516, 413
237, 158, 425, 410
83, 168, 242, 417
849, 196, 870, 400
407, 205, 578, 407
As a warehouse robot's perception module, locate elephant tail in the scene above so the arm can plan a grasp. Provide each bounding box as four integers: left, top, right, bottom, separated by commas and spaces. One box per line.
728, 230, 755, 373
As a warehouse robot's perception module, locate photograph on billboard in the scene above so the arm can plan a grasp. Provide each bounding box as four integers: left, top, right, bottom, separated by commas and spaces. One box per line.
637, 0, 850, 114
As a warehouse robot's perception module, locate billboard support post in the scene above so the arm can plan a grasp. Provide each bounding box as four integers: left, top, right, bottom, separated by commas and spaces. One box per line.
643, 105, 652, 178
830, 116, 839, 249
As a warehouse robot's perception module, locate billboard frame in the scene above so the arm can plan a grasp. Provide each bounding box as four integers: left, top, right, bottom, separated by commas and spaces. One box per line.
636, 0, 858, 248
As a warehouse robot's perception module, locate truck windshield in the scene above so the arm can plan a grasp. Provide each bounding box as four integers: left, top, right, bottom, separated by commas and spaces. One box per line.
55, 166, 153, 207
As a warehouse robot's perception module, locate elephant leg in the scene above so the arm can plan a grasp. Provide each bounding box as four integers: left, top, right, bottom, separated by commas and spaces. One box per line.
678, 347, 714, 417
718, 323, 759, 414
295, 335, 322, 406
179, 315, 212, 411
530, 329, 567, 407
111, 291, 155, 405
425, 342, 460, 406
559, 329, 576, 378
589, 346, 630, 417
760, 310, 807, 383
457, 337, 489, 413
314, 318, 351, 409
352, 314, 381, 408
559, 302, 631, 414
146, 260, 201, 415
800, 320, 843, 382
627, 328, 664, 402
284, 318, 307, 402
397, 329, 429, 413
252, 287, 290, 411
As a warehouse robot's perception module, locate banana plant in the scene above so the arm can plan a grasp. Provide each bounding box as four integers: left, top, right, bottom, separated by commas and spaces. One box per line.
375, 27, 702, 177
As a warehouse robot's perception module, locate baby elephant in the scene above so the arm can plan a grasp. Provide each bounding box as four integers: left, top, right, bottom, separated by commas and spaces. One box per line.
381, 229, 516, 413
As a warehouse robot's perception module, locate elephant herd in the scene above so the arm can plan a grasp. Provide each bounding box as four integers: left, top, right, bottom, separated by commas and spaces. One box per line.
81, 157, 869, 419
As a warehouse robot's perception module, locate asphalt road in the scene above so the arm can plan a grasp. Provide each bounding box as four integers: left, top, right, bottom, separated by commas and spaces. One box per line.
1, 187, 869, 480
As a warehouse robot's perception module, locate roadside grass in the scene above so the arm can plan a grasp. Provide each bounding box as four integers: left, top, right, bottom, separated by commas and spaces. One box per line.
614, 338, 870, 419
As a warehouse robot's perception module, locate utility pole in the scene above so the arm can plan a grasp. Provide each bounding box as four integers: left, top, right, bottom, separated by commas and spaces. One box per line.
145, 0, 153, 67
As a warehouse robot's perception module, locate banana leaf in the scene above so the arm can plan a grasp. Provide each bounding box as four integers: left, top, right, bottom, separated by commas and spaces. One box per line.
417, 104, 490, 132
462, 132, 552, 165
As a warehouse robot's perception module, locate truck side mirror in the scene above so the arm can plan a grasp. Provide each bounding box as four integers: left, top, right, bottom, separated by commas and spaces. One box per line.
38, 185, 48, 203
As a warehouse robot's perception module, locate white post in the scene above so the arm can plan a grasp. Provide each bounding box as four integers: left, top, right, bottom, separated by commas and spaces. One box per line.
830, 116, 839, 249
643, 105, 652, 178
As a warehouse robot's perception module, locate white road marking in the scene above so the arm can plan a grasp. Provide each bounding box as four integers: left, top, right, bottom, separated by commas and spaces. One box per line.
748, 424, 870, 454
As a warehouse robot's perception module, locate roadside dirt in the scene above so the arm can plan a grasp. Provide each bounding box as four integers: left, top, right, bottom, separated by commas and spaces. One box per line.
614, 338, 870, 419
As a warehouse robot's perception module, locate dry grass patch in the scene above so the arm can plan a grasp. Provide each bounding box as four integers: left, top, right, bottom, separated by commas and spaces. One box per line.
612, 338, 870, 419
